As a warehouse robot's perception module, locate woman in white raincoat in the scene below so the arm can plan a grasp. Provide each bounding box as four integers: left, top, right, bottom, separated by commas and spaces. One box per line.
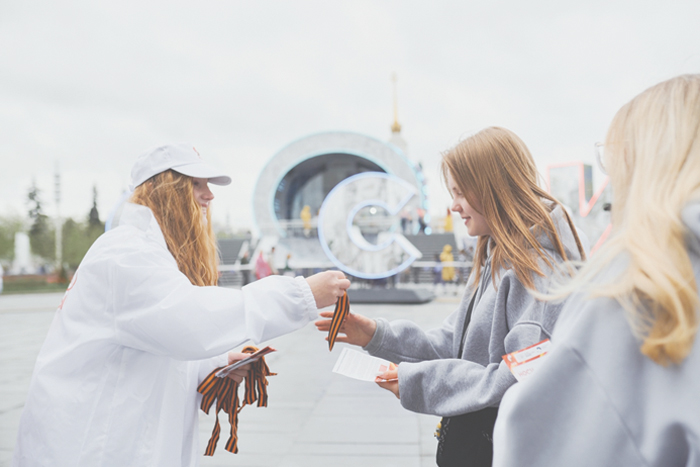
13, 143, 350, 467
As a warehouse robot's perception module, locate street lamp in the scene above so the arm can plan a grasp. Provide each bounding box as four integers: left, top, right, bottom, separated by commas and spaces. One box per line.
54, 162, 63, 274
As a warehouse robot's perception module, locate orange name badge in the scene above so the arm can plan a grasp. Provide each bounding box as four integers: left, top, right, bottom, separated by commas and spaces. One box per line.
502, 339, 551, 382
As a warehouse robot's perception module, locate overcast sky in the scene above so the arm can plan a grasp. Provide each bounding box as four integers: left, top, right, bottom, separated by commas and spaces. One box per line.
1, 0, 698, 231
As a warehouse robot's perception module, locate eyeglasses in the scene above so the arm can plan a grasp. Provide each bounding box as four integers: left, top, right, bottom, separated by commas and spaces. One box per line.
594, 142, 606, 175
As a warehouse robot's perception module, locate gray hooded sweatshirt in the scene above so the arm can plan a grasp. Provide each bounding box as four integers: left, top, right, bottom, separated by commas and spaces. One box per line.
364, 205, 583, 416
493, 201, 700, 467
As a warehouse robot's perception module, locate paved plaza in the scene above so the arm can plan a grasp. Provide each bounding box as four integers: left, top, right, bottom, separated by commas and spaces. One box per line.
0, 290, 460, 467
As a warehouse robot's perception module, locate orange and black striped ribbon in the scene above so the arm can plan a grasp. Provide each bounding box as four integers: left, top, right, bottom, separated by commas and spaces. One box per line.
327, 291, 349, 351
197, 345, 277, 456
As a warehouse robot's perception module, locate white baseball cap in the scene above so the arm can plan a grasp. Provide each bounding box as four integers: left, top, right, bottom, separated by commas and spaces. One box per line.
129, 143, 232, 191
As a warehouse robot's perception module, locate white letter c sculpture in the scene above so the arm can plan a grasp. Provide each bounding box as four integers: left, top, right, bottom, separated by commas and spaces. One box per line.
317, 172, 422, 279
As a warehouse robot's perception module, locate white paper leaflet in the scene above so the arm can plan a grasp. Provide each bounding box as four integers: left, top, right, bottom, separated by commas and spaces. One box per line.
332, 347, 394, 382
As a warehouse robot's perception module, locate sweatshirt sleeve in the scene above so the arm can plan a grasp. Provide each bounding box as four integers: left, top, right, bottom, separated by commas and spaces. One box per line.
363, 309, 460, 363
493, 343, 646, 467
395, 324, 545, 417
396, 274, 558, 417
110, 242, 318, 360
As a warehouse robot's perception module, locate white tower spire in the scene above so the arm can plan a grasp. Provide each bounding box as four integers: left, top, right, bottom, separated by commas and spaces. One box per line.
389, 73, 408, 155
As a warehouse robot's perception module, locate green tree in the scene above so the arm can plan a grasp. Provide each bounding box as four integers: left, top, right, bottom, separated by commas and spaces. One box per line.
87, 185, 104, 240
62, 219, 104, 270
61, 186, 105, 270
88, 185, 102, 230
27, 181, 55, 262
62, 219, 88, 269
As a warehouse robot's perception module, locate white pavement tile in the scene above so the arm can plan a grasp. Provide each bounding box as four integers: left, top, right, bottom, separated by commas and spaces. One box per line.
0, 293, 64, 314
0, 449, 14, 467
200, 451, 282, 467
289, 442, 420, 456
293, 417, 419, 444
278, 454, 423, 467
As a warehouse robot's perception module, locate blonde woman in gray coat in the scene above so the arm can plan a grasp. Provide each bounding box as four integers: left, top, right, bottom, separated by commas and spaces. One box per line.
493, 74, 700, 466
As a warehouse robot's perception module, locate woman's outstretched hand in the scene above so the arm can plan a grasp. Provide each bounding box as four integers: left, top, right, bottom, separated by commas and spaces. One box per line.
375, 363, 399, 399
314, 309, 377, 347
225, 351, 252, 384
305, 270, 351, 309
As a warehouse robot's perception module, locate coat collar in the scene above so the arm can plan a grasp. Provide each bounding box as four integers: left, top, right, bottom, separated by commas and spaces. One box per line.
119, 203, 169, 252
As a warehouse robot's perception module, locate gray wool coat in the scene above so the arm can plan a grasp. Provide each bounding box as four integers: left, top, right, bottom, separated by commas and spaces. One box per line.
364, 205, 583, 417
493, 201, 700, 467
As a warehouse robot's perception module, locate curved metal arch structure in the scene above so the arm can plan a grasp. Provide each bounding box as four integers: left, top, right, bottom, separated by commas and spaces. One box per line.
252, 131, 426, 238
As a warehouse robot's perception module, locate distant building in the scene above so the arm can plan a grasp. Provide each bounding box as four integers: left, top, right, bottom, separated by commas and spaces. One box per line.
241, 75, 439, 281
252, 131, 427, 239
250, 130, 429, 275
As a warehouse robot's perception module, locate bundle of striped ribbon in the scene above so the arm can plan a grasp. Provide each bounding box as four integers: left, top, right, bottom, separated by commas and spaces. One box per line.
197, 345, 276, 455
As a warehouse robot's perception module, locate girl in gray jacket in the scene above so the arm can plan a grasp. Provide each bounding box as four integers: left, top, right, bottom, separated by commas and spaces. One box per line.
316, 127, 586, 467
493, 75, 700, 466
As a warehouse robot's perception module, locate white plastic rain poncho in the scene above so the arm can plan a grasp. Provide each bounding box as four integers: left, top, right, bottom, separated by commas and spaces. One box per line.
13, 203, 318, 467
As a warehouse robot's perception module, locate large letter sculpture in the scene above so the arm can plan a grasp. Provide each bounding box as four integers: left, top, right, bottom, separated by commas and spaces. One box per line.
547, 161, 611, 253
318, 172, 422, 279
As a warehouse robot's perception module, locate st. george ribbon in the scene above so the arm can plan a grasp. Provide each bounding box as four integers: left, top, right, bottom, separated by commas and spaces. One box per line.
327, 292, 349, 351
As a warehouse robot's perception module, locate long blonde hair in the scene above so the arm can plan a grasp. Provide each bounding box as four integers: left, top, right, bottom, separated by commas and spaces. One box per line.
552, 74, 700, 365
130, 170, 219, 286
441, 126, 585, 291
